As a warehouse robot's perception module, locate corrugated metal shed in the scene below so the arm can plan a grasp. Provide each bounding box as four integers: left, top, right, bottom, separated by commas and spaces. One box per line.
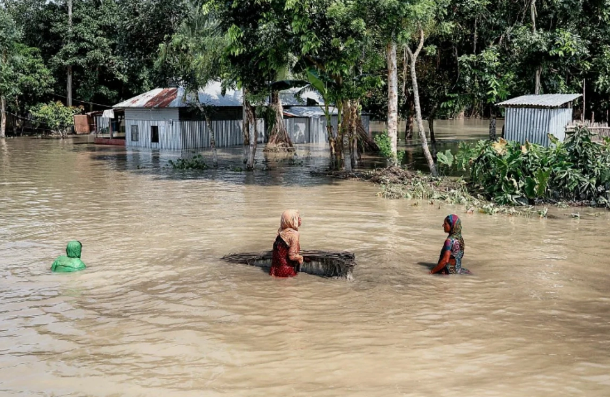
497, 94, 582, 108
498, 93, 580, 146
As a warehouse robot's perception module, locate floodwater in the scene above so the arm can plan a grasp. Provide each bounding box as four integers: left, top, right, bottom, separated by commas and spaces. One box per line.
1, 131, 610, 397
371, 118, 506, 171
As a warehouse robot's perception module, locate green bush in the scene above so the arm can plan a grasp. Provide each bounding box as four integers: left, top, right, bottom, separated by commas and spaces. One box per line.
448, 127, 610, 206
373, 130, 393, 159
30, 101, 82, 136
168, 154, 209, 170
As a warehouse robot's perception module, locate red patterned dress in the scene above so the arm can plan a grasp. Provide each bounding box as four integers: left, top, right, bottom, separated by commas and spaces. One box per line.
269, 234, 301, 277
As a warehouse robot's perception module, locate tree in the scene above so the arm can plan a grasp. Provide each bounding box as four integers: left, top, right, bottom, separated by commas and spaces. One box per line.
50, 0, 126, 108
9, 44, 55, 135
288, 0, 383, 169
30, 101, 81, 137
358, 0, 408, 164
400, 0, 450, 176
0, 8, 22, 138
117, 0, 189, 95
158, 3, 227, 167
206, 0, 303, 168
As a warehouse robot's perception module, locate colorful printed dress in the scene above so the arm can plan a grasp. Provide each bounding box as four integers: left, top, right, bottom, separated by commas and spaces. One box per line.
438, 214, 469, 274
439, 236, 465, 274
270, 235, 299, 277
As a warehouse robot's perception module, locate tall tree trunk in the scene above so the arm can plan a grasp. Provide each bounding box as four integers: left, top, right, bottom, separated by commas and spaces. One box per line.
428, 104, 437, 161
194, 96, 219, 167
246, 103, 257, 170
531, 0, 536, 32
242, 93, 250, 164
335, 101, 345, 168
406, 92, 414, 140
325, 105, 336, 166
67, 0, 73, 107
406, 27, 438, 176
266, 90, 293, 151
341, 100, 352, 171
489, 114, 497, 141
531, 0, 541, 94
473, 15, 478, 54
350, 101, 358, 169
0, 95, 6, 138
14, 98, 21, 136
401, 50, 414, 141
387, 41, 398, 163
205, 115, 218, 167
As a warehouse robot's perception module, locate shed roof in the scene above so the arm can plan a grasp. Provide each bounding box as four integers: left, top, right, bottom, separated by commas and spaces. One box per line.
113, 87, 184, 108
114, 81, 325, 109
497, 94, 582, 108
284, 106, 338, 118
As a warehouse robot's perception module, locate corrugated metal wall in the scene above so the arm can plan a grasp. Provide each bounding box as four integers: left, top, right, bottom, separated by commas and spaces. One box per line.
95, 116, 109, 131
285, 118, 310, 144
124, 108, 371, 150
181, 119, 264, 149
310, 117, 327, 145
505, 107, 572, 146
548, 108, 572, 142
125, 120, 183, 150
125, 108, 182, 149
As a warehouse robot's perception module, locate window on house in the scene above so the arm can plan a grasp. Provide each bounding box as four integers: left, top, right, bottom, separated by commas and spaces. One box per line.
151, 125, 159, 143
131, 125, 139, 141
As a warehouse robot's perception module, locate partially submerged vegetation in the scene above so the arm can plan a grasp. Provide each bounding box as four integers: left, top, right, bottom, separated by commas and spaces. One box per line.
168, 154, 209, 170
438, 127, 610, 208
325, 167, 551, 217
324, 127, 610, 217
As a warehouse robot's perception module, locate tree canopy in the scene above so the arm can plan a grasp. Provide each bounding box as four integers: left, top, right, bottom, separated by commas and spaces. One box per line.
1, 0, 610, 171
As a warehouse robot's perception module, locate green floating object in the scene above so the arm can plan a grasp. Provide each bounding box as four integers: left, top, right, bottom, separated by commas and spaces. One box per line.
51, 241, 86, 272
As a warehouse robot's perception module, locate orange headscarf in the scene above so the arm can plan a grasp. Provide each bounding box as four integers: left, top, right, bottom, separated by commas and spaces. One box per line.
278, 209, 300, 246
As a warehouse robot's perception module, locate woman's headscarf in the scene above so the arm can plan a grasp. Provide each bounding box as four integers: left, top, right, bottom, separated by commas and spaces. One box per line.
445, 214, 465, 251
278, 209, 300, 245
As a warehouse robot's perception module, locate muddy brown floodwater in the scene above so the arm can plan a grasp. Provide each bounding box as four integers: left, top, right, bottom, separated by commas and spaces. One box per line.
1, 134, 610, 396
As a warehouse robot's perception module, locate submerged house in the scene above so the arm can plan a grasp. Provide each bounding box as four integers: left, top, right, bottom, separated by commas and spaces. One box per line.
497, 94, 581, 146
112, 82, 370, 150
113, 83, 249, 150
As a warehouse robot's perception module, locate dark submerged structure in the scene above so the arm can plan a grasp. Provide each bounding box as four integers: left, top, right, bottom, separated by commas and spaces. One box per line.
222, 250, 356, 280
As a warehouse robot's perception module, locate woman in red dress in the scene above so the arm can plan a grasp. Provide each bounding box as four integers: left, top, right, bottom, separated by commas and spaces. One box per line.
270, 209, 303, 277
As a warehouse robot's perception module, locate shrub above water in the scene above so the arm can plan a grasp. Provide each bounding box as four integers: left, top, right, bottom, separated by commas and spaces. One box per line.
374, 130, 405, 163
168, 154, 209, 170
441, 127, 610, 207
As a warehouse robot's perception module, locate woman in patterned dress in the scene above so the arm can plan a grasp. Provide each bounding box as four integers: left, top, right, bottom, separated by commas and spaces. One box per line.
270, 210, 304, 277
430, 214, 469, 274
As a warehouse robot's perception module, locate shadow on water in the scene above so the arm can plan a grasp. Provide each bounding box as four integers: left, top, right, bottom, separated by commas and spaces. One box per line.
416, 261, 437, 271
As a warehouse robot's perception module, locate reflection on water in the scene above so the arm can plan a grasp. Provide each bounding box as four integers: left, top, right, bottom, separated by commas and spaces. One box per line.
1, 133, 610, 396
370, 118, 506, 172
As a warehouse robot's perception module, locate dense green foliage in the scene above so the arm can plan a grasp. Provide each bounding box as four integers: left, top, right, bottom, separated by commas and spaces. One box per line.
440, 128, 610, 207
30, 101, 82, 136
2, 0, 610, 175
0, 0, 187, 131
374, 131, 405, 163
